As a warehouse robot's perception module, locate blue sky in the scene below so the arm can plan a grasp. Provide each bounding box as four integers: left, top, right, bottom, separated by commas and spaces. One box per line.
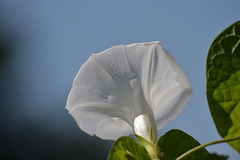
0, 0, 240, 159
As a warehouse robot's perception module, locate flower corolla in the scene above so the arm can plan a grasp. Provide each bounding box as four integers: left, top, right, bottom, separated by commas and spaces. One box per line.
66, 41, 192, 142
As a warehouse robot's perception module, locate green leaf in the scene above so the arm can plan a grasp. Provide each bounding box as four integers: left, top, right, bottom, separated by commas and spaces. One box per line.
157, 129, 210, 160
107, 136, 151, 160
206, 20, 240, 152
209, 153, 228, 160
135, 134, 158, 159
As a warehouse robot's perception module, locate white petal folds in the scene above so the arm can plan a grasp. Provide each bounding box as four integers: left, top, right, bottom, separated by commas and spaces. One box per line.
66, 41, 192, 140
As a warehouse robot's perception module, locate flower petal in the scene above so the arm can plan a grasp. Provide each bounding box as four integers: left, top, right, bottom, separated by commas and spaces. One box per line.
123, 42, 192, 129
148, 45, 192, 129
66, 41, 191, 140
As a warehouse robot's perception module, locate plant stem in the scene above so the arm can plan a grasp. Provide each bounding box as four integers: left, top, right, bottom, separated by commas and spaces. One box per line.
176, 136, 240, 160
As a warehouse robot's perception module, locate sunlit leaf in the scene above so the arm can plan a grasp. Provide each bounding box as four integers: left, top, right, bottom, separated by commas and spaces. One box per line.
107, 136, 151, 160
206, 21, 240, 152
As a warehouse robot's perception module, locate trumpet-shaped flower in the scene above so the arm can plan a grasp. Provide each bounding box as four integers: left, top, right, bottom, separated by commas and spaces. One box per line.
66, 41, 191, 142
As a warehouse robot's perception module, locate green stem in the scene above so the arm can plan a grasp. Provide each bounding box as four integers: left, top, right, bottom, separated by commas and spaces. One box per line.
176, 136, 240, 160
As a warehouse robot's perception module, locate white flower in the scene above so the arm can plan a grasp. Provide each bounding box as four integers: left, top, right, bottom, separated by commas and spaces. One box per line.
66, 41, 192, 142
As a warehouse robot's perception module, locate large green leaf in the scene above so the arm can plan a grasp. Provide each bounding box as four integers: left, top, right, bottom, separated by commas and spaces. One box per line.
206, 21, 240, 152
157, 129, 210, 160
107, 136, 151, 160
